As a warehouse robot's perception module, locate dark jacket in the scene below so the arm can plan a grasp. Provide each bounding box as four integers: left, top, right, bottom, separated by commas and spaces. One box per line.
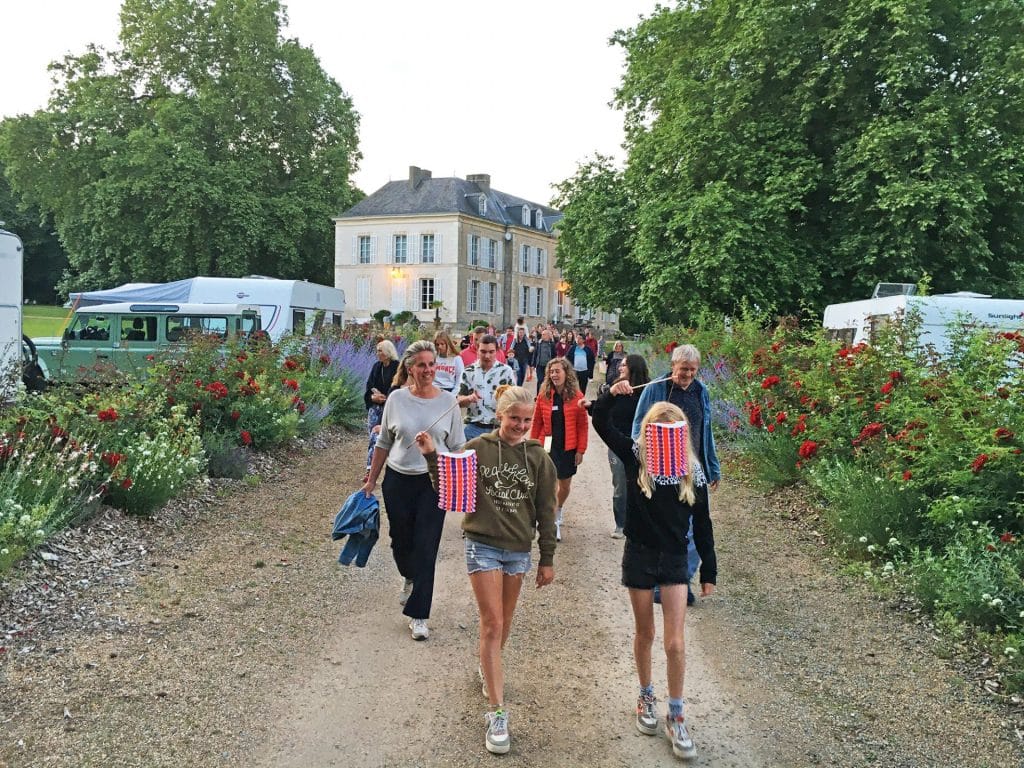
332, 490, 381, 567
363, 360, 399, 410
511, 336, 533, 367
532, 340, 557, 370
592, 392, 717, 584
565, 343, 595, 377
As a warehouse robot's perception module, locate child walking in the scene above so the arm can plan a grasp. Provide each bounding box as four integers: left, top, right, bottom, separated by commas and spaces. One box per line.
591, 393, 717, 761
415, 385, 557, 755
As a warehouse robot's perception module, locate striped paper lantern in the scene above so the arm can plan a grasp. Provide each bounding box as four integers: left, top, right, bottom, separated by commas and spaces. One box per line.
644, 421, 689, 478
437, 449, 478, 513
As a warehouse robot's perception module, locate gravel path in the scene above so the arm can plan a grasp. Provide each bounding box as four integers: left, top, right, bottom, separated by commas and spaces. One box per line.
1, 424, 1021, 767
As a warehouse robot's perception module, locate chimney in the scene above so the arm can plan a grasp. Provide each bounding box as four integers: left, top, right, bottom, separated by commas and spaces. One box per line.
408, 166, 432, 189
467, 173, 491, 193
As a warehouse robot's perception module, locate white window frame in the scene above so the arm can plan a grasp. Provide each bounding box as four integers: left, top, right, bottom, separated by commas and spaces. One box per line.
393, 234, 408, 264
487, 239, 497, 270
419, 278, 435, 310
421, 234, 435, 264
478, 195, 488, 216
534, 286, 544, 316
488, 281, 499, 313
469, 235, 480, 266
520, 244, 530, 273
468, 279, 480, 313
358, 235, 372, 264
519, 285, 530, 316
534, 248, 544, 275
521, 206, 530, 226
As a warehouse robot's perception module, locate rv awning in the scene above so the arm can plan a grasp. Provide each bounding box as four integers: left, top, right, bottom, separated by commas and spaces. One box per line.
69, 279, 193, 307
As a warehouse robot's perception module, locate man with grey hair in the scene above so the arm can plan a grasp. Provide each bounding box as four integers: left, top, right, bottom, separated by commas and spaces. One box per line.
611, 343, 721, 604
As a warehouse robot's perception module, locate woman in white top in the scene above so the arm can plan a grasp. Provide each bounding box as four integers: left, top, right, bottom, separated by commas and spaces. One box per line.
361, 340, 466, 640
432, 330, 465, 393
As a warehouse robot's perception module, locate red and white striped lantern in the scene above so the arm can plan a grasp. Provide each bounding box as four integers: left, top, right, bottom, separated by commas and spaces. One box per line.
644, 421, 689, 478
437, 449, 478, 513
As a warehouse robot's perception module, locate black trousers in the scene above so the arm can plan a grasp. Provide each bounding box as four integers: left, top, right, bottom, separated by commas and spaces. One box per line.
382, 467, 446, 620
575, 370, 591, 396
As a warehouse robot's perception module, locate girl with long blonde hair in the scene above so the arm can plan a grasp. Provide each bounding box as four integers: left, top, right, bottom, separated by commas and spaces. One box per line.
590, 393, 717, 761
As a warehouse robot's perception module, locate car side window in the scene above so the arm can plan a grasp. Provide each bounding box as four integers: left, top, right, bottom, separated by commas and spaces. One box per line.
121, 316, 157, 342
67, 314, 111, 341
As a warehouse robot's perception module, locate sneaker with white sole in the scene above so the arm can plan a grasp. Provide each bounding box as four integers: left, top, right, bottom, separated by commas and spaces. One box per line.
409, 618, 429, 641
485, 709, 510, 754
399, 579, 413, 605
611, 527, 624, 539
664, 715, 697, 760
635, 691, 658, 735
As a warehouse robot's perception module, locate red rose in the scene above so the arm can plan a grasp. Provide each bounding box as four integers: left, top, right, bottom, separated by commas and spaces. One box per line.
797, 440, 819, 459
971, 453, 989, 473
230, 410, 241, 421
880, 381, 894, 395
748, 405, 763, 428
760, 375, 781, 389
902, 470, 912, 481
776, 412, 787, 423
1000, 532, 1016, 543
767, 423, 776, 433
121, 478, 133, 490
995, 427, 1015, 441
319, 354, 330, 365
664, 341, 679, 355
240, 430, 253, 446
284, 359, 299, 371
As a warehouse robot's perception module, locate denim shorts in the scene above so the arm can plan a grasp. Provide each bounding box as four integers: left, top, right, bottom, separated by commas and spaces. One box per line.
465, 538, 532, 576
621, 539, 690, 590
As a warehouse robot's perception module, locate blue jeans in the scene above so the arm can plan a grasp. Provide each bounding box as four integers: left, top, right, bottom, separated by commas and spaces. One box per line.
464, 422, 494, 440
608, 448, 627, 529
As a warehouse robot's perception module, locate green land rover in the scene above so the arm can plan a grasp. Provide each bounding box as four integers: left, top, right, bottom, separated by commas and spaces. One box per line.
33, 302, 262, 383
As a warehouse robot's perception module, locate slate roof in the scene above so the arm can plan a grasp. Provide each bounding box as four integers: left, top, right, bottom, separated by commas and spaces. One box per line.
338, 176, 561, 232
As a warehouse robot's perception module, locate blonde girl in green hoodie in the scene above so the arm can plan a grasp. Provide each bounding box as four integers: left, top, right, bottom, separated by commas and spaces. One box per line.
415, 385, 557, 755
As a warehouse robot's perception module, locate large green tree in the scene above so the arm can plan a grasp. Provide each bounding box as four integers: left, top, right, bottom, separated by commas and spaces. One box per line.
0, 0, 361, 293
551, 156, 639, 315
557, 0, 1024, 323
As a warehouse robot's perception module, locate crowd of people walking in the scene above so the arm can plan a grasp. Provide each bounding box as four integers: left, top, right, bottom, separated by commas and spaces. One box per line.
354, 326, 719, 760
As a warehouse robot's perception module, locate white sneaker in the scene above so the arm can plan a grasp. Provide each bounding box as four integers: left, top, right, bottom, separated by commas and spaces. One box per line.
485, 709, 510, 754
611, 527, 624, 539
399, 578, 413, 605
555, 520, 562, 542
409, 618, 429, 641
665, 715, 697, 760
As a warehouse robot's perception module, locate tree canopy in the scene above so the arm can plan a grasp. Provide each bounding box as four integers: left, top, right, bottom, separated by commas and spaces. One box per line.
0, 163, 67, 304
555, 0, 1024, 323
0, 0, 361, 295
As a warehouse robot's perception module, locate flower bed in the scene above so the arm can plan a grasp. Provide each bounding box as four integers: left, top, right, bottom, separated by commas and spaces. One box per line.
0, 326, 394, 569
655, 311, 1024, 691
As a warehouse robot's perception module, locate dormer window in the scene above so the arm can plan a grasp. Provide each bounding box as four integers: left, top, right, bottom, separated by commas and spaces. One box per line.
521, 206, 531, 226
534, 209, 544, 229
478, 195, 487, 216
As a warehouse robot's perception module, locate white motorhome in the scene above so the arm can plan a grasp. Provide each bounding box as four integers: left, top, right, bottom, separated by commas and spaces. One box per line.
823, 283, 1024, 355
0, 229, 24, 398
69, 276, 345, 342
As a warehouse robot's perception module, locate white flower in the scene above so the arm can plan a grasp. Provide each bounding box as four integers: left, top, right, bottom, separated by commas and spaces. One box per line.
888, 537, 899, 546
859, 536, 868, 543
982, 593, 992, 601
972, 520, 979, 526
867, 544, 877, 553
1006, 647, 1019, 657
0, 548, 8, 555
990, 598, 1004, 608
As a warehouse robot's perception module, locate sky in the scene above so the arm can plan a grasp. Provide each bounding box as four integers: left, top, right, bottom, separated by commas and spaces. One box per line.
1, 0, 663, 206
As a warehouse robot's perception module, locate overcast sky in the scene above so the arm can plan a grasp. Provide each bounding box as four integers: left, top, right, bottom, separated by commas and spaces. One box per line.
1, 0, 662, 205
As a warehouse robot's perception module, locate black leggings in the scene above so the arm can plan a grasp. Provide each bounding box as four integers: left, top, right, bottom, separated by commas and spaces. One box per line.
382, 467, 446, 620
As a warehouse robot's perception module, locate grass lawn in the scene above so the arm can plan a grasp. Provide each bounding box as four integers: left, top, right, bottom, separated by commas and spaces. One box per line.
22, 305, 71, 338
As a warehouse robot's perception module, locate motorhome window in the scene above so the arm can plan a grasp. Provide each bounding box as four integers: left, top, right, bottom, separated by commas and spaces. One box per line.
826, 328, 856, 346
120, 316, 157, 342
312, 309, 326, 333
167, 315, 229, 340
867, 314, 889, 342
331, 313, 342, 328
293, 309, 307, 335
67, 314, 111, 341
